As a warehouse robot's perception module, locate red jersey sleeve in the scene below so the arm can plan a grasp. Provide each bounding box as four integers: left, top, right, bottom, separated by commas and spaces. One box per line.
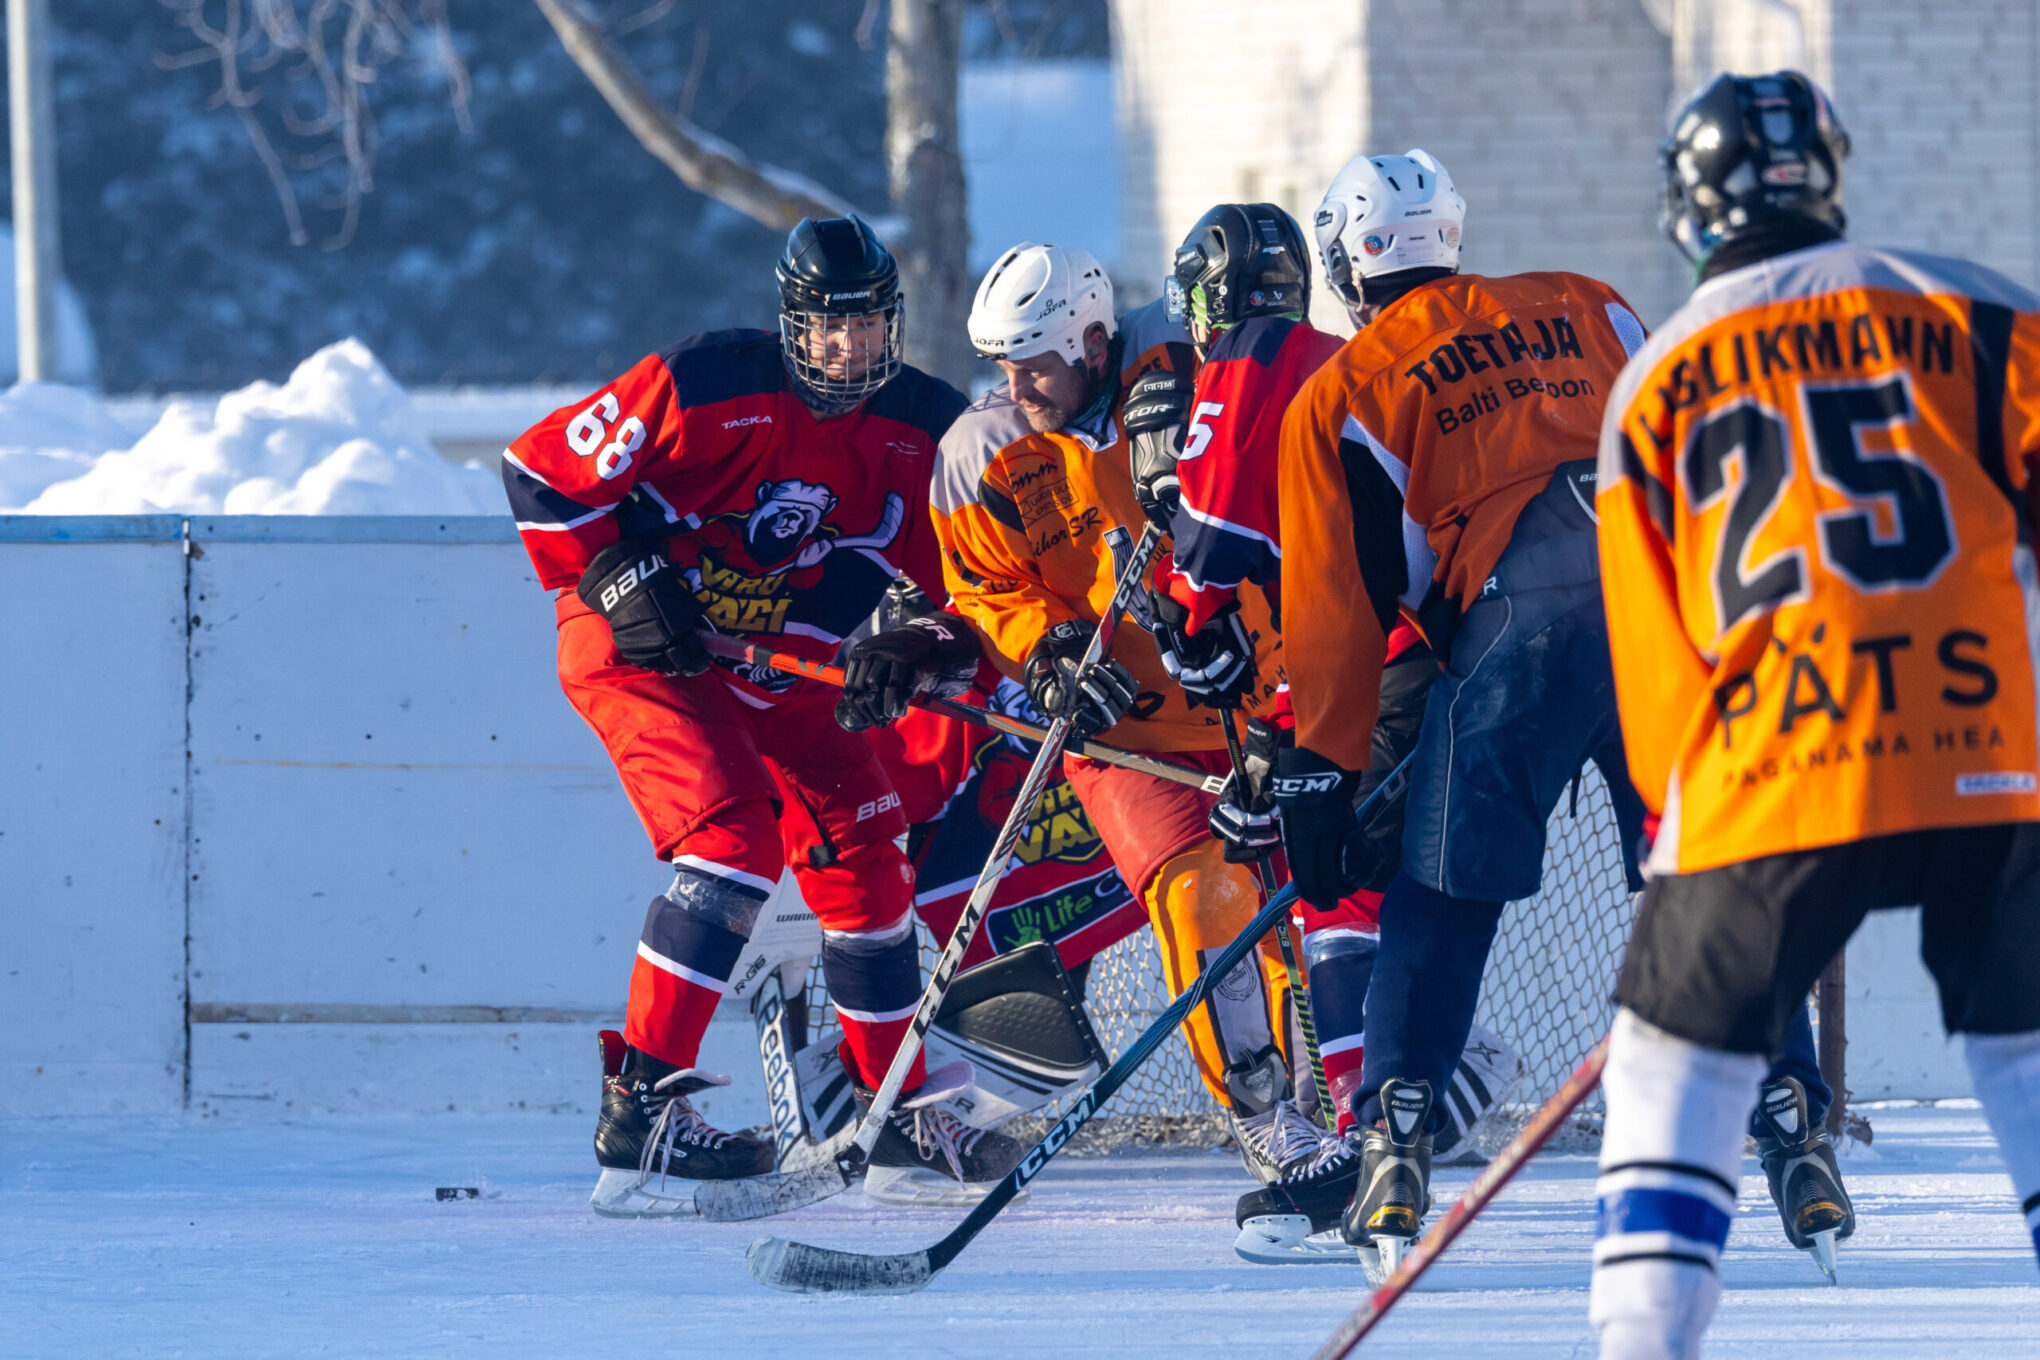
503, 354, 683, 589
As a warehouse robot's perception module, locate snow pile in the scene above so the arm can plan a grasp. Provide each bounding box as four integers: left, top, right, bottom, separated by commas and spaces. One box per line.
3, 339, 506, 515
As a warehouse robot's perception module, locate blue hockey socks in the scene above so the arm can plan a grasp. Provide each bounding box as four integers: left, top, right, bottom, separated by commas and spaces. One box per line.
1592, 1008, 1765, 1360
1353, 873, 1502, 1128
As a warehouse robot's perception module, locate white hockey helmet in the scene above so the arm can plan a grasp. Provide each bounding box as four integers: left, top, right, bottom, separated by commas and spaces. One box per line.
968, 243, 1118, 364
1313, 149, 1466, 309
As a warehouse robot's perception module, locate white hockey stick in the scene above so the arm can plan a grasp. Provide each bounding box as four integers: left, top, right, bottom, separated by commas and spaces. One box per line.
848, 523, 1166, 1159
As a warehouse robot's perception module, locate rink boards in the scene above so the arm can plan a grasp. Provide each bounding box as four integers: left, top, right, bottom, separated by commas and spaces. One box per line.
0, 515, 1973, 1118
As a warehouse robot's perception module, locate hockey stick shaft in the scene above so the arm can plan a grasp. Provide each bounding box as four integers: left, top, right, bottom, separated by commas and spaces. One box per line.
1220, 709, 1332, 1120
747, 754, 1417, 1295
694, 634, 1225, 794
1309, 1035, 1613, 1358
847, 524, 1167, 1157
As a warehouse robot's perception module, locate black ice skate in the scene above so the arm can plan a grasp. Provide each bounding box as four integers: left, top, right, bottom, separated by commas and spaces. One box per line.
590, 1030, 774, 1218
1342, 1078, 1435, 1284
1752, 1076, 1856, 1284
858, 1059, 1028, 1208
1233, 1132, 1364, 1265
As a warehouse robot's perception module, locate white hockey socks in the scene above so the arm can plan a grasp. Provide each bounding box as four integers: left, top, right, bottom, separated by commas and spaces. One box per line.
1963, 1029, 2040, 1262
1591, 1008, 1765, 1360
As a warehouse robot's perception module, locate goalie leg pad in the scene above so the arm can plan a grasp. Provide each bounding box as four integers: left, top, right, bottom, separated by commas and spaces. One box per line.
1591, 1008, 1764, 1360
923, 940, 1109, 1128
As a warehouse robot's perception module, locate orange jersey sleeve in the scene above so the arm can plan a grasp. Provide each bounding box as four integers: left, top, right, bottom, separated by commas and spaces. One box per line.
1280, 271, 1646, 767
1598, 241, 2040, 873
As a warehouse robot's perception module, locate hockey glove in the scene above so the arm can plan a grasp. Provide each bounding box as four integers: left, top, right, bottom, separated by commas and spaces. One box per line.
577, 538, 713, 677
1123, 368, 1192, 534
1024, 620, 1140, 737
835, 613, 982, 732
1148, 588, 1256, 710
1270, 745, 1363, 909
1209, 718, 1285, 865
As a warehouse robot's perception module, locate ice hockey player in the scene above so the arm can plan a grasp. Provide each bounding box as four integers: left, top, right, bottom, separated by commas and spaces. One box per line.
851, 239, 1322, 1182
1591, 71, 2040, 1356
1122, 203, 1518, 1256
502, 216, 1023, 1214
1271, 149, 1659, 1279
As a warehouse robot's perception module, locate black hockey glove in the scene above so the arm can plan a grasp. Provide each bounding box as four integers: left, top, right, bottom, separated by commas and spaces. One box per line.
1148, 588, 1256, 710
1123, 368, 1192, 534
1270, 745, 1363, 909
835, 613, 982, 733
1024, 620, 1140, 737
577, 538, 713, 677
1209, 717, 1286, 865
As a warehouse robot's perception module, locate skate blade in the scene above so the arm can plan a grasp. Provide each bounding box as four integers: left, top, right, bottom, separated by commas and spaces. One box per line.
1807, 1228, 1839, 1285
863, 1164, 1032, 1209
1233, 1215, 1364, 1266
589, 1166, 702, 1219
1371, 1232, 1411, 1283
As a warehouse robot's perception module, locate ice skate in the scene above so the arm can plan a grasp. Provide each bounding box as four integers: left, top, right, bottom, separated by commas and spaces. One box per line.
858, 1060, 1029, 1208
1752, 1076, 1856, 1284
1233, 1131, 1365, 1265
589, 1031, 774, 1218
1230, 1095, 1332, 1185
1342, 1078, 1435, 1284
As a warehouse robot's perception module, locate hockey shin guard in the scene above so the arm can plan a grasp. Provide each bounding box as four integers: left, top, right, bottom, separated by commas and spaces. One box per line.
1591, 1008, 1765, 1360
1144, 841, 1292, 1108
1963, 1028, 2040, 1264
1355, 874, 1501, 1128
1304, 921, 1377, 1135
822, 912, 928, 1092
625, 819, 779, 1068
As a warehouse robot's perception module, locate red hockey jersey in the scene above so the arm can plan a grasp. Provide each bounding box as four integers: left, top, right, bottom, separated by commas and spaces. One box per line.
504, 329, 967, 708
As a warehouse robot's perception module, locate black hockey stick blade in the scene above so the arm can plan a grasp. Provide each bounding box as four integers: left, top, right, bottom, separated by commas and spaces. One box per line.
746, 1236, 935, 1295
747, 884, 1306, 1295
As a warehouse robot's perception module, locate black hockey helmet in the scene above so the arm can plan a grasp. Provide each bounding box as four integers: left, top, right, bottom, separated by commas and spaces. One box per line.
776, 216, 905, 413
1165, 203, 1312, 349
1659, 70, 1850, 265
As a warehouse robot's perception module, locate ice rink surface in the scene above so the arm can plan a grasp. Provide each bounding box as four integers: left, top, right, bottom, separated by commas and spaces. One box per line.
6, 1102, 2035, 1358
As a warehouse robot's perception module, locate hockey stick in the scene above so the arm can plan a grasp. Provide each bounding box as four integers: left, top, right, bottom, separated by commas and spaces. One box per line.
744, 754, 1418, 1295
1308, 1036, 1612, 1358
695, 632, 1226, 795
1219, 708, 1333, 1121
845, 523, 1169, 1161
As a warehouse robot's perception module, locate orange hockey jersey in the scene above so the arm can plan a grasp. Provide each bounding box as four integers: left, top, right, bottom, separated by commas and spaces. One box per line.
933, 300, 1284, 753
1598, 241, 2040, 873
1279, 272, 1646, 769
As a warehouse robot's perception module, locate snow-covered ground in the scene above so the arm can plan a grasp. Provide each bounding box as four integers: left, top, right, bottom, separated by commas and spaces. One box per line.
0, 340, 506, 515
5, 1103, 2033, 1358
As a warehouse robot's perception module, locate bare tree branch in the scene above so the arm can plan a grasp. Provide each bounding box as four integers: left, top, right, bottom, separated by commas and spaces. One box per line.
531, 0, 867, 231
159, 0, 472, 249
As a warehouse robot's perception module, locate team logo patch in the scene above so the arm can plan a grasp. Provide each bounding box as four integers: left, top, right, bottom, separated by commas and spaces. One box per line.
1361, 233, 1392, 256
1956, 772, 2036, 796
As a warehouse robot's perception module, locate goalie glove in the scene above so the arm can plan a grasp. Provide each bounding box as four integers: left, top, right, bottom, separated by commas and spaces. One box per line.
1148, 588, 1256, 710
835, 614, 982, 732
576, 538, 714, 677
1270, 745, 1363, 909
1208, 717, 1285, 865
1123, 368, 1192, 534
1024, 620, 1140, 737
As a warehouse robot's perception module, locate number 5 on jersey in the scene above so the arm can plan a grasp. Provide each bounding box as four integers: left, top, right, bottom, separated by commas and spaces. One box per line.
567, 392, 645, 480
1685, 373, 1958, 636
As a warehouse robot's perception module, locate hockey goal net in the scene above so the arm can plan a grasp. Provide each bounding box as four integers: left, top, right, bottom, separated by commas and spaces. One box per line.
805, 766, 1636, 1153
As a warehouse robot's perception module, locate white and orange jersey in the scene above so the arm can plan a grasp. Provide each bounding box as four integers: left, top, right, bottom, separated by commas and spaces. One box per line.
1597, 240, 2040, 874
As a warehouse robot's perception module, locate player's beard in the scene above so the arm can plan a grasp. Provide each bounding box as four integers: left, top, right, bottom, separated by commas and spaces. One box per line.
1020, 366, 1104, 434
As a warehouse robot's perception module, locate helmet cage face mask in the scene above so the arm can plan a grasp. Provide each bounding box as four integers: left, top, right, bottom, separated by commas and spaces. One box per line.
779, 301, 906, 414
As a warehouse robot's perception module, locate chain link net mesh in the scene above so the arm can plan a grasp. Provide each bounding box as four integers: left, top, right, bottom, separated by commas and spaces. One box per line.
803, 768, 1635, 1155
